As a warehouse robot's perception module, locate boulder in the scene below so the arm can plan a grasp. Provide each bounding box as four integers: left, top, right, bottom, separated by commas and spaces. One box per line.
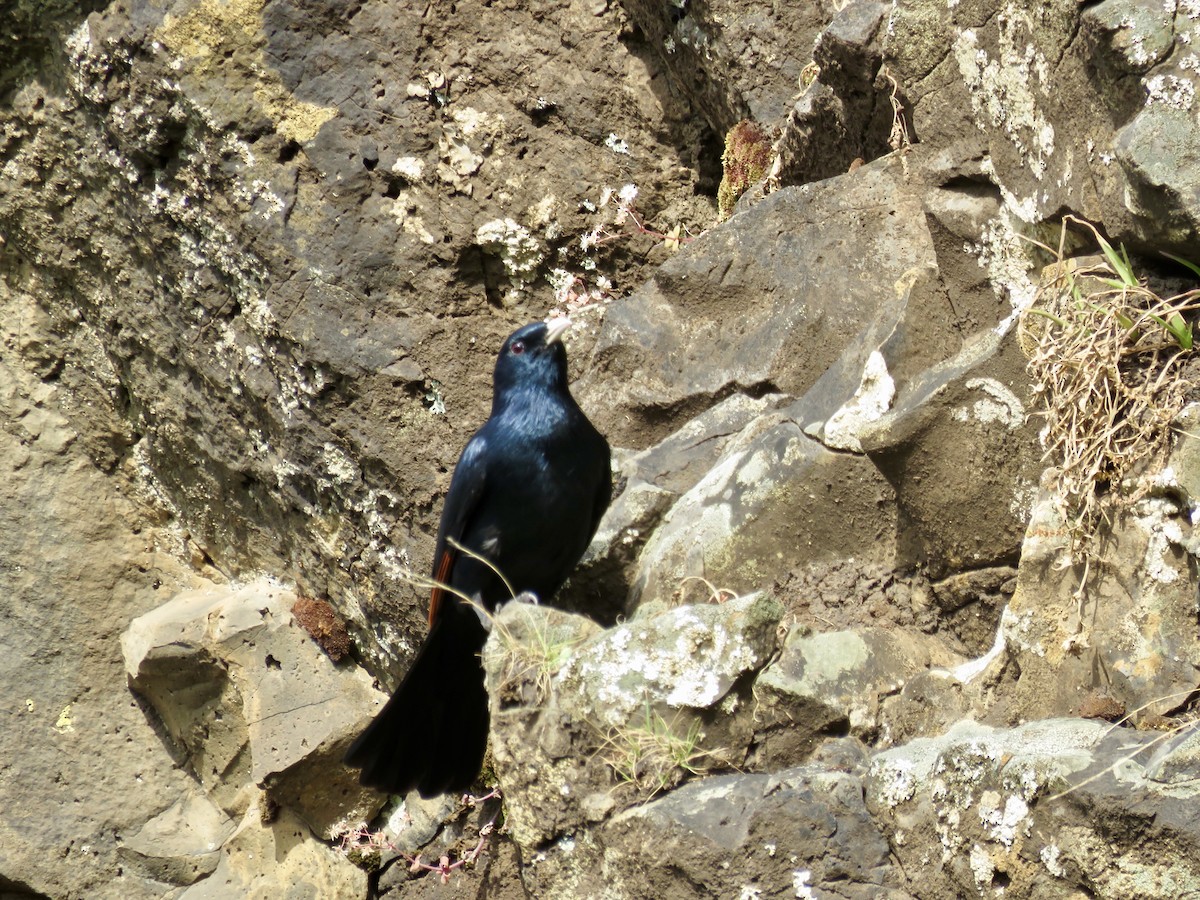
599, 766, 912, 900
586, 160, 938, 449
483, 594, 784, 848
176, 800, 366, 899
867, 718, 1200, 899
756, 628, 967, 742
122, 579, 383, 837
1000, 474, 1200, 722
117, 788, 236, 887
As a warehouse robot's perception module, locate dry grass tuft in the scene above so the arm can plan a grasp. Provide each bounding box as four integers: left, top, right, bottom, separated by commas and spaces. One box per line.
490, 602, 586, 707
1019, 216, 1200, 562
598, 704, 730, 798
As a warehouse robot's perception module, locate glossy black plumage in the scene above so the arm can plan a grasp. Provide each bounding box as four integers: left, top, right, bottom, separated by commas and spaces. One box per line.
344, 319, 611, 797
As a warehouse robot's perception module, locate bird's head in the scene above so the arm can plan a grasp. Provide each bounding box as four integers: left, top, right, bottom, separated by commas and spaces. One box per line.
492, 318, 571, 402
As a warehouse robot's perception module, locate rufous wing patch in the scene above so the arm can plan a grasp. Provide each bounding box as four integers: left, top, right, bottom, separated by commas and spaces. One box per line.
428, 547, 456, 627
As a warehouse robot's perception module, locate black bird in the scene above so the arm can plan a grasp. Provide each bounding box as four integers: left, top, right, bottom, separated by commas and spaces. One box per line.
345, 318, 612, 797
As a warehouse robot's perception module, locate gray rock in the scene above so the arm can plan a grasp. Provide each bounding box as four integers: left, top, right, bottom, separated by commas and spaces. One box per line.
177, 801, 366, 899
858, 328, 1041, 577
597, 767, 912, 900
117, 788, 236, 886
620, 0, 833, 133
774, 1, 897, 185
482, 604, 610, 849
757, 627, 966, 741
122, 579, 383, 837
867, 718, 1200, 899
585, 160, 938, 448
630, 413, 897, 606
570, 392, 785, 620
1116, 104, 1200, 248
1083, 0, 1175, 74
928, 566, 1016, 657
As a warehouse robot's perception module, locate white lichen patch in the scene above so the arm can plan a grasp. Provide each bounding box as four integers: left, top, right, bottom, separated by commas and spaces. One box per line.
978, 790, 1030, 847
391, 191, 436, 244
791, 870, 816, 899
1008, 477, 1038, 524
968, 206, 1038, 330
439, 136, 484, 181
824, 351, 895, 451
391, 156, 425, 182
952, 378, 1026, 428
1145, 72, 1197, 109
933, 740, 1005, 809
476, 218, 545, 288
559, 594, 774, 725
953, 8, 1056, 179
54, 704, 75, 734
604, 133, 630, 155
1041, 842, 1066, 877
527, 194, 558, 228
451, 105, 498, 136
870, 755, 919, 807
1001, 605, 1046, 658
321, 442, 359, 487
1132, 496, 1185, 583
969, 843, 995, 889
1122, 18, 1158, 67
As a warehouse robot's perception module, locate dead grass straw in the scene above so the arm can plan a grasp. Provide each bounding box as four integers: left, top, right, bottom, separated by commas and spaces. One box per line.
1018, 217, 1200, 563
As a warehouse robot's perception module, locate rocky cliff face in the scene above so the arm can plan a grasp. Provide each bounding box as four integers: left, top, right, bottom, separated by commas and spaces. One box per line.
3, 0, 1200, 898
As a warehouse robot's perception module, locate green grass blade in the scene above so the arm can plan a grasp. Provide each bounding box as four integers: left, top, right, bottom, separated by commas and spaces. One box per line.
1163, 251, 1200, 281
1095, 232, 1137, 287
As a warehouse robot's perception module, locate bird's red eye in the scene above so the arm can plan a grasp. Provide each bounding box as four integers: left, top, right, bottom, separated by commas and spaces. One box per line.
511, 340, 526, 355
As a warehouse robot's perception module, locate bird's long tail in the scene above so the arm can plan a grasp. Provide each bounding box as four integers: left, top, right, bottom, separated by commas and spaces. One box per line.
344, 603, 489, 798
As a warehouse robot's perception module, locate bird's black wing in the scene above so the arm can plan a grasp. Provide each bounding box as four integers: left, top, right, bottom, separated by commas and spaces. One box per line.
428, 432, 489, 626
589, 437, 613, 538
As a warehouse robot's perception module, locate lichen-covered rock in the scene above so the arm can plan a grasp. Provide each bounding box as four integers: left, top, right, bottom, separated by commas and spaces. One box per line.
558, 592, 783, 725
598, 767, 912, 900
866, 718, 1200, 899
883, 0, 1200, 254
1000, 472, 1200, 722
482, 595, 783, 849
481, 604, 610, 849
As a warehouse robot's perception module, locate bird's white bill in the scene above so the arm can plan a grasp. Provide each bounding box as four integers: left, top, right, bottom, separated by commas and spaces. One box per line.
545, 317, 571, 344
